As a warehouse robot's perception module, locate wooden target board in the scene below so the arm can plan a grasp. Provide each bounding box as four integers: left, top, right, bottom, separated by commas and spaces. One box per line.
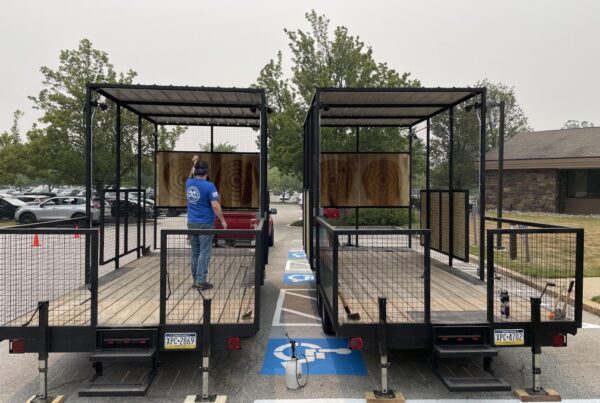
419, 190, 469, 262
156, 151, 259, 209
320, 153, 410, 207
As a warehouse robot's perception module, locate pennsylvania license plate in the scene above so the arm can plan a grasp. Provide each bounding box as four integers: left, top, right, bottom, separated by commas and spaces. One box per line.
164, 332, 197, 350
494, 329, 525, 346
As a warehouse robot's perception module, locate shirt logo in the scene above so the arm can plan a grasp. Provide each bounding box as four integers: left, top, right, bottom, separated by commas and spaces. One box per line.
187, 186, 200, 202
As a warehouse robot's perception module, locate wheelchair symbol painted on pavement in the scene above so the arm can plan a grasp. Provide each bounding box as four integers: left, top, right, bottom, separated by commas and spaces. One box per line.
283, 273, 315, 284
273, 342, 351, 367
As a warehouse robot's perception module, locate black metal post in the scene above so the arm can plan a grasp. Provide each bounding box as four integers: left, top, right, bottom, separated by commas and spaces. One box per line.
575, 229, 584, 327
200, 298, 214, 401
260, 92, 269, 266
426, 120, 431, 231
137, 115, 142, 258
37, 301, 50, 402
159, 231, 167, 324
375, 297, 394, 398
424, 231, 431, 324
115, 104, 121, 270
479, 90, 487, 281
85, 86, 93, 286
528, 297, 545, 395
355, 127, 359, 246
486, 231, 495, 323
496, 101, 505, 249
332, 231, 339, 329
91, 232, 98, 326
408, 127, 413, 248
153, 123, 158, 250
448, 108, 454, 267
210, 125, 214, 152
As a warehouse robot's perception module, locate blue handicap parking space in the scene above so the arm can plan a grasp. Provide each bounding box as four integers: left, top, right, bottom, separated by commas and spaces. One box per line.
260, 338, 367, 376
287, 250, 306, 260
283, 272, 315, 285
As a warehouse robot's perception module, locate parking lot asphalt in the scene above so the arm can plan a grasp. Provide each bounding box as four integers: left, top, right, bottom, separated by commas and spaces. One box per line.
1, 203, 600, 402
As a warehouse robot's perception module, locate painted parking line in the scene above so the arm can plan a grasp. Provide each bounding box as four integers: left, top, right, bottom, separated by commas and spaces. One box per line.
260, 338, 367, 376
283, 272, 315, 285
285, 259, 311, 272
272, 289, 320, 327
583, 322, 600, 329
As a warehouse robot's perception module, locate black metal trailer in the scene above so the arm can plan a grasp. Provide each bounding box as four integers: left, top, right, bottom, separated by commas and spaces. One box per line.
0, 84, 271, 400
303, 87, 584, 395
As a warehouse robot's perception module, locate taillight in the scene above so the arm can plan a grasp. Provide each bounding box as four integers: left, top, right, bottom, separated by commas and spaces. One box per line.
92, 201, 100, 209
552, 334, 567, 347
349, 337, 363, 350
9, 339, 25, 354
227, 337, 241, 350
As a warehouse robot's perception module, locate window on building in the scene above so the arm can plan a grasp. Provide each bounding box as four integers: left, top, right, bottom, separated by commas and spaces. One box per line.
566, 169, 600, 198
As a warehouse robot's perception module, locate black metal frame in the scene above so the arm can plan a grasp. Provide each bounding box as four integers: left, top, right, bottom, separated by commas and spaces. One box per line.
99, 188, 148, 266
158, 220, 265, 350
0, 227, 99, 352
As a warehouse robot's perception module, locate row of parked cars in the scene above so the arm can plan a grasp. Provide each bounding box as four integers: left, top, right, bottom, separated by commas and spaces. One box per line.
0, 191, 157, 224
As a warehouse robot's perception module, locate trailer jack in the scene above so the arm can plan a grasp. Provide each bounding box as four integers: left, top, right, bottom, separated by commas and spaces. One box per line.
513, 296, 561, 402
366, 298, 405, 403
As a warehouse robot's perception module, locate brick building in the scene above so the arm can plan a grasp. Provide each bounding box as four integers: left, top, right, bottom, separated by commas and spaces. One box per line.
485, 127, 600, 214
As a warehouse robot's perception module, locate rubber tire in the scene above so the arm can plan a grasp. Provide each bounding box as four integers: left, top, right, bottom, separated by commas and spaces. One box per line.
268, 226, 274, 247
321, 298, 335, 335
19, 213, 36, 224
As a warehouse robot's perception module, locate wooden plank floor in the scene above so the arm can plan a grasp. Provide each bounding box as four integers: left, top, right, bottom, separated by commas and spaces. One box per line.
336, 247, 549, 325
7, 250, 256, 327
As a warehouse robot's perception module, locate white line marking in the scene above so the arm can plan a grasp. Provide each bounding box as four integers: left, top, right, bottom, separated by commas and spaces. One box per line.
271, 289, 286, 326
285, 260, 311, 272
583, 322, 600, 329
285, 290, 317, 301
281, 307, 321, 320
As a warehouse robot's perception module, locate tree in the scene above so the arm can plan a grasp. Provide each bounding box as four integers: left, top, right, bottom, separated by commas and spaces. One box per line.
430, 79, 531, 189
200, 142, 238, 152
0, 111, 27, 186
562, 120, 594, 129
27, 39, 184, 193
254, 11, 421, 179
268, 166, 302, 195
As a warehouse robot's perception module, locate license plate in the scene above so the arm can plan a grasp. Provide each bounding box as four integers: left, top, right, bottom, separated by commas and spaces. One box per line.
164, 332, 197, 350
494, 329, 525, 346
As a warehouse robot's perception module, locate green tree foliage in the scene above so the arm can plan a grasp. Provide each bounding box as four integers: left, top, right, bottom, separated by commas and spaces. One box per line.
0, 110, 29, 186
268, 166, 302, 194
255, 11, 421, 178
26, 39, 184, 192
200, 142, 238, 152
430, 79, 531, 189
562, 120, 594, 129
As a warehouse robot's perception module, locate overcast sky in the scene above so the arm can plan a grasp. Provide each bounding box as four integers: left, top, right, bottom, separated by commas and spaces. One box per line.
1, 0, 599, 134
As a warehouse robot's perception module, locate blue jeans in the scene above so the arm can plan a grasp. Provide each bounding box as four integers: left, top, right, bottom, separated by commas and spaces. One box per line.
188, 223, 214, 284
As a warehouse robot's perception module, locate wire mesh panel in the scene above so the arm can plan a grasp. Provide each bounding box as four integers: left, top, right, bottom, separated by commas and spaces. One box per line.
488, 228, 582, 324
0, 229, 97, 327
160, 225, 262, 325
316, 218, 430, 326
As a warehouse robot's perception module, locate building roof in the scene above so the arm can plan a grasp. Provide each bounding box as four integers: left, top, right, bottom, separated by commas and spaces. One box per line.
486, 127, 600, 170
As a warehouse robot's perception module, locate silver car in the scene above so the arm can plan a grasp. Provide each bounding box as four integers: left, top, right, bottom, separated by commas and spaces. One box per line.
15, 197, 100, 224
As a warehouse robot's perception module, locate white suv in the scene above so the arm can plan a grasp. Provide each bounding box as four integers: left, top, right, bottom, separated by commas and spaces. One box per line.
15, 197, 100, 224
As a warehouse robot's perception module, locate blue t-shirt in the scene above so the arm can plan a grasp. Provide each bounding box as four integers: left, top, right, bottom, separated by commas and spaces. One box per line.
186, 178, 220, 224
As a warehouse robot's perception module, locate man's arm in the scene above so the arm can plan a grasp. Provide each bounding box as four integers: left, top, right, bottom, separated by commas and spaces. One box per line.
189, 155, 200, 178
211, 200, 227, 229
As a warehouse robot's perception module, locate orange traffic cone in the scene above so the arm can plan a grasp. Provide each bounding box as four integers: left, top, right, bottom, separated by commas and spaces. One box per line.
32, 233, 41, 247
74, 225, 80, 239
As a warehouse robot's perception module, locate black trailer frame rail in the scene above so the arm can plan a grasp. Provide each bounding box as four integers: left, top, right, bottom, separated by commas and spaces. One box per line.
158, 220, 265, 350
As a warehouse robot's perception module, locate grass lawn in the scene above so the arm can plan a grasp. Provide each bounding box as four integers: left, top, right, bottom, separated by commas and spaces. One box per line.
469, 212, 600, 277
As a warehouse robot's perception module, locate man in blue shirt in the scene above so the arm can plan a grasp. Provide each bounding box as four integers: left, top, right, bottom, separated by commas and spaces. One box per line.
186, 158, 227, 290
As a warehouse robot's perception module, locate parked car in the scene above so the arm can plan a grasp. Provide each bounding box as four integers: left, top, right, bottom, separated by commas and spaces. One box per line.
16, 194, 52, 205
0, 197, 28, 220
109, 199, 154, 218
15, 197, 100, 224
214, 209, 277, 247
